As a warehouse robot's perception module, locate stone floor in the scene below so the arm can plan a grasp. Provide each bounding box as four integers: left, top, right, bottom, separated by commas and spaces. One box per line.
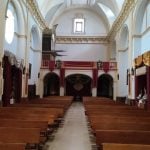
46, 102, 93, 150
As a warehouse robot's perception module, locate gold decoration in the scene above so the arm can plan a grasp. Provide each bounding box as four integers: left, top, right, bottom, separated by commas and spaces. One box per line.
135, 55, 143, 67
143, 51, 150, 66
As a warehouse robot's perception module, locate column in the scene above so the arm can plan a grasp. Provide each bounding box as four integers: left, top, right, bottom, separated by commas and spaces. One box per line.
0, 1, 8, 101
60, 86, 64, 96
92, 87, 97, 97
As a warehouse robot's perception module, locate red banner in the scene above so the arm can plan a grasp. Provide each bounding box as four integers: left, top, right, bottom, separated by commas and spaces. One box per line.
49, 61, 55, 71
60, 68, 65, 86
92, 69, 98, 87
103, 62, 110, 73
63, 61, 94, 68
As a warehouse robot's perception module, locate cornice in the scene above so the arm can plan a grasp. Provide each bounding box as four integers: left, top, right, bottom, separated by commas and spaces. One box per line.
25, 0, 49, 30
108, 0, 137, 41
56, 36, 109, 44
14, 32, 27, 39
30, 46, 42, 53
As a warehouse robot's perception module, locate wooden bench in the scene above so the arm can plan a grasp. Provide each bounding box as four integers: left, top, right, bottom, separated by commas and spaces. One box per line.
101, 143, 150, 150
0, 127, 46, 148
0, 143, 27, 150
95, 130, 150, 145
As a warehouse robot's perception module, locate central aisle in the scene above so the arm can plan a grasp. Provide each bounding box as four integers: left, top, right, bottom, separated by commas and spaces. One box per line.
47, 102, 92, 150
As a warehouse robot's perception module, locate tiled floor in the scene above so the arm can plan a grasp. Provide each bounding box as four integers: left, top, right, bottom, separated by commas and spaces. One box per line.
46, 102, 92, 150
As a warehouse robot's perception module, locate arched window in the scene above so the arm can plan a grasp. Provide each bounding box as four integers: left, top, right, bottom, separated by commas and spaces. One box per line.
141, 2, 150, 33
5, 3, 16, 44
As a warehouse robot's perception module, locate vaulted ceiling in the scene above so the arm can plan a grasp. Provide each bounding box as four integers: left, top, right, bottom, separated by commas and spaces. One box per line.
36, 0, 125, 30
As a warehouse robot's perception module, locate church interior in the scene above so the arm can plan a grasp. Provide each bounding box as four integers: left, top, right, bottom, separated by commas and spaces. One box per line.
0, 0, 150, 149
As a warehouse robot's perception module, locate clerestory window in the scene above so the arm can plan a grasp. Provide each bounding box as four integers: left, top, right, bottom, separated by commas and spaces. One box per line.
73, 18, 85, 34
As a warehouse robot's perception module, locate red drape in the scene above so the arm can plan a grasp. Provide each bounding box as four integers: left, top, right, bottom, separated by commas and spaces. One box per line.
60, 68, 65, 86
92, 69, 98, 87
103, 62, 110, 73
49, 61, 55, 71
2, 56, 12, 106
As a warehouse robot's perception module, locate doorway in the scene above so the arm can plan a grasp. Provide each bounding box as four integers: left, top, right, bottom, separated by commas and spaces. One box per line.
43, 72, 60, 96
97, 74, 113, 98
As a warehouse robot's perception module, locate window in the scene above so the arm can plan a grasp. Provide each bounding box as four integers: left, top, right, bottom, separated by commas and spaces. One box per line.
5, 4, 15, 44
74, 18, 85, 33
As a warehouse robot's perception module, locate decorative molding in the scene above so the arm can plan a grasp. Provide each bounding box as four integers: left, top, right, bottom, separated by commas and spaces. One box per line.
25, 0, 49, 30
108, 0, 137, 41
143, 51, 150, 66
56, 36, 109, 44
132, 34, 142, 38
14, 32, 27, 39
118, 47, 128, 52
134, 51, 150, 67
30, 46, 42, 52
133, 26, 150, 39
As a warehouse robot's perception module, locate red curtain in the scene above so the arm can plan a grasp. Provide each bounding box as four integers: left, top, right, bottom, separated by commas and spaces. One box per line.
49, 61, 55, 71
2, 56, 12, 106
103, 62, 110, 73
60, 68, 65, 86
92, 69, 98, 87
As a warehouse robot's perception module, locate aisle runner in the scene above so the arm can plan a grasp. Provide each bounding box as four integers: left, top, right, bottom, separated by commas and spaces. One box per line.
47, 102, 92, 150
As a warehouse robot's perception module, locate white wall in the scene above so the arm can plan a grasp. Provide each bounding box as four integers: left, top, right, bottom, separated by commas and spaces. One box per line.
53, 8, 109, 62
54, 8, 108, 36
56, 43, 108, 61
141, 31, 150, 54
117, 51, 128, 96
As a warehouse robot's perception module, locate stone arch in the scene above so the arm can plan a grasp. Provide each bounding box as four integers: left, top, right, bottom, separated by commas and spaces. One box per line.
43, 72, 60, 96
4, 0, 26, 57
133, 0, 150, 57
31, 25, 41, 50
65, 74, 92, 99
134, 0, 149, 34
118, 24, 129, 50
97, 74, 113, 98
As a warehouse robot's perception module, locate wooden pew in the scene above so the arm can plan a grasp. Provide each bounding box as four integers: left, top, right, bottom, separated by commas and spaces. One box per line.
91, 121, 150, 131
0, 127, 46, 148
0, 119, 50, 129
101, 143, 150, 150
0, 143, 27, 150
95, 130, 150, 145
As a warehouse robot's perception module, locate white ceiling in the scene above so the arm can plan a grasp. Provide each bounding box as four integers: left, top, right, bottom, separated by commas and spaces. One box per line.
36, 0, 125, 30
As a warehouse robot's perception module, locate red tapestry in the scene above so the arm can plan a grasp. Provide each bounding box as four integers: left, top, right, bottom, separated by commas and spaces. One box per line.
64, 61, 94, 68
92, 69, 98, 87
60, 68, 65, 86
49, 61, 55, 71
103, 62, 110, 73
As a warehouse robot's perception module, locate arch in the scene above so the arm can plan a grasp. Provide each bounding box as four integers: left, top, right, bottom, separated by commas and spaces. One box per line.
43, 72, 60, 97
31, 25, 41, 50
7, 0, 26, 34
118, 24, 129, 50
4, 0, 26, 57
134, 0, 149, 34
65, 74, 92, 99
97, 74, 113, 98
133, 0, 150, 57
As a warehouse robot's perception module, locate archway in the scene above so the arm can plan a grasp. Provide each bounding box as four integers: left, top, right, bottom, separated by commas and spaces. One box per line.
97, 74, 113, 98
65, 74, 92, 100
43, 72, 60, 97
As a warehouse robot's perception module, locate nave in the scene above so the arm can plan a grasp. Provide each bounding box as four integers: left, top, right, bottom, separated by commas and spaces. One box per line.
45, 102, 92, 150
